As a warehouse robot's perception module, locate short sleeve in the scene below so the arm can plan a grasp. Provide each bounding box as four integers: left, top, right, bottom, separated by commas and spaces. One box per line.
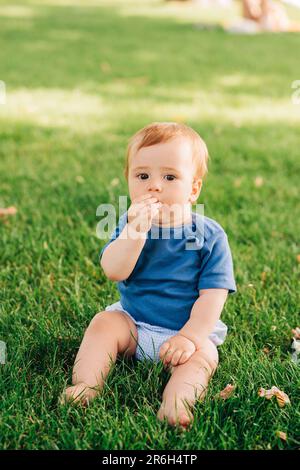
99, 211, 128, 260
197, 231, 237, 294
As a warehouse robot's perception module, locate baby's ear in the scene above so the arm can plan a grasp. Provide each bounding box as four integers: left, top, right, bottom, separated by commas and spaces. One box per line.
190, 178, 202, 203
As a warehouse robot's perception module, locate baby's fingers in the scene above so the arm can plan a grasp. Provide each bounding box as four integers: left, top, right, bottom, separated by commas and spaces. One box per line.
170, 350, 184, 366
178, 351, 193, 365
159, 342, 170, 360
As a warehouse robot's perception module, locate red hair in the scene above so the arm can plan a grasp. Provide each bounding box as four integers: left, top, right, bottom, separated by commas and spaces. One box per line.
124, 122, 209, 181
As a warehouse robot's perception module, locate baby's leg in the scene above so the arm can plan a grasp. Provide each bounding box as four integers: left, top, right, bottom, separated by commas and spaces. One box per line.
157, 339, 219, 429
61, 310, 138, 405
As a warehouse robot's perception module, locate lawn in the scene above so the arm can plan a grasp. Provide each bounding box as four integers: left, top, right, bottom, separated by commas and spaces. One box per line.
0, 0, 299, 450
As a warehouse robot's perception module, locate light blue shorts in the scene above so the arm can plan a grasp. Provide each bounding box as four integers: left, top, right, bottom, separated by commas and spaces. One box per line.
105, 300, 228, 362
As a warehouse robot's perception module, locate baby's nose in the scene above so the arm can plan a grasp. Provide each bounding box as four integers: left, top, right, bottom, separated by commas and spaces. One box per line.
148, 181, 162, 192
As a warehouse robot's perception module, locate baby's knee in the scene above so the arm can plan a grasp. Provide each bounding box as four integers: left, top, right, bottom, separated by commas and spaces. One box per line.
88, 311, 119, 333
87, 310, 137, 355
88, 311, 106, 328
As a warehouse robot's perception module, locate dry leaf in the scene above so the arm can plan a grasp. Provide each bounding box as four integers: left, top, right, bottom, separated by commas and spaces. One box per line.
261, 271, 267, 282
254, 176, 264, 187
271, 325, 277, 331
213, 127, 222, 135
258, 387, 274, 399
110, 178, 119, 187
263, 347, 270, 354
234, 177, 243, 187
292, 327, 300, 340
258, 386, 290, 407
100, 62, 111, 73
275, 430, 287, 441
296, 254, 300, 263
131, 76, 149, 86
75, 175, 85, 184
275, 389, 291, 408
0, 206, 17, 217
219, 384, 235, 399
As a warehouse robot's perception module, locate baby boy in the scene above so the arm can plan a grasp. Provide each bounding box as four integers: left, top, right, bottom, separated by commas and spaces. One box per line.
62, 122, 237, 429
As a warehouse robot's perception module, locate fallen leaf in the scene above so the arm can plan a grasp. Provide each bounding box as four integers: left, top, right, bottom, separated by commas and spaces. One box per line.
263, 347, 270, 354
258, 387, 274, 399
0, 206, 17, 217
100, 62, 111, 73
275, 389, 291, 408
292, 327, 300, 339
234, 177, 243, 187
213, 127, 222, 135
110, 178, 119, 187
254, 176, 264, 187
218, 384, 235, 399
261, 271, 267, 282
75, 175, 85, 184
275, 430, 287, 441
258, 386, 290, 407
131, 76, 149, 86
296, 254, 300, 263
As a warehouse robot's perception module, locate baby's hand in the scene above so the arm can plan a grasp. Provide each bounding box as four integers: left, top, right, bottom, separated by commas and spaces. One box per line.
128, 194, 162, 234
159, 334, 196, 367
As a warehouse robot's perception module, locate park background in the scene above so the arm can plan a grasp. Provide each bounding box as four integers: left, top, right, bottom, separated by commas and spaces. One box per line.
0, 0, 299, 450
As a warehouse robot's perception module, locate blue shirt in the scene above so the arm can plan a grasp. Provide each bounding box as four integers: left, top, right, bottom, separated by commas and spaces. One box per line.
99, 211, 237, 330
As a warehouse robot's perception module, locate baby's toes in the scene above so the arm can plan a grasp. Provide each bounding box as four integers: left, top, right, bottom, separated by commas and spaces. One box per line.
177, 409, 194, 429
60, 383, 96, 406
157, 404, 168, 423
157, 401, 194, 429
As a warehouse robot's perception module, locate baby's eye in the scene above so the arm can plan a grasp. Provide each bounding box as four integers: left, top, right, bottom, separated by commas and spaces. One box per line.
164, 175, 176, 181
137, 173, 149, 180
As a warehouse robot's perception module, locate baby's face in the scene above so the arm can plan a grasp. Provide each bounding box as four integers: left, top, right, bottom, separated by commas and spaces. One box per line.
128, 136, 201, 223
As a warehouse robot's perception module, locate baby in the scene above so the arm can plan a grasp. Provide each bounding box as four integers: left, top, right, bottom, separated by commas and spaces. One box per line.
61, 122, 237, 429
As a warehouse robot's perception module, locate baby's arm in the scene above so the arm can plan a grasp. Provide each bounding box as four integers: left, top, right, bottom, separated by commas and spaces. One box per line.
178, 288, 228, 349
100, 225, 146, 281
100, 194, 161, 282
159, 289, 228, 367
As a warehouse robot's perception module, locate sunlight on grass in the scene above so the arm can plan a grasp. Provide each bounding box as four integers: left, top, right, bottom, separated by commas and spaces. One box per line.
1, 81, 298, 134
112, 0, 300, 24
0, 5, 37, 18
19, 0, 299, 23
117, 0, 240, 24
112, 89, 300, 125
0, 88, 109, 132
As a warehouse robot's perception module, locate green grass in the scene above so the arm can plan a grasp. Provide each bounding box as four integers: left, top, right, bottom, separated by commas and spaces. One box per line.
0, 0, 299, 450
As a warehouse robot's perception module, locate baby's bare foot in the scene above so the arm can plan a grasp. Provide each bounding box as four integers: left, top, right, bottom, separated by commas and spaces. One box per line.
157, 397, 194, 430
60, 382, 99, 406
